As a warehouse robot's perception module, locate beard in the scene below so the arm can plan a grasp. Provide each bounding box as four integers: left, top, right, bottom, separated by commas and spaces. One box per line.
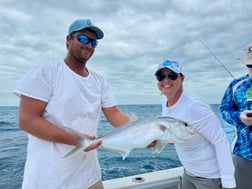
70, 46, 94, 64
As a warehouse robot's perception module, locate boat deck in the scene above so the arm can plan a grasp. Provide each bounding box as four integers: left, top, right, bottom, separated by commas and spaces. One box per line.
103, 166, 183, 189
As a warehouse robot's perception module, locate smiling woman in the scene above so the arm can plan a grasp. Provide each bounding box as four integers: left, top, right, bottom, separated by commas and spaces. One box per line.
154, 59, 236, 189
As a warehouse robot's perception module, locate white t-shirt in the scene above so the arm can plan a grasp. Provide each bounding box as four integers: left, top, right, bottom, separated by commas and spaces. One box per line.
14, 60, 116, 189
161, 91, 236, 188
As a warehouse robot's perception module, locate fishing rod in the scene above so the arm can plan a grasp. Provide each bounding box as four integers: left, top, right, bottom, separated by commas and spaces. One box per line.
200, 39, 235, 79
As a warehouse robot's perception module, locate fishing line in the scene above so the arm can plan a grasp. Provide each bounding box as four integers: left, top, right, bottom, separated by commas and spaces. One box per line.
200, 40, 235, 79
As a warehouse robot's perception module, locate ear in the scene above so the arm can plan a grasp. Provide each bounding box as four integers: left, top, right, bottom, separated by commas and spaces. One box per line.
180, 74, 185, 82
66, 35, 72, 49
66, 35, 72, 41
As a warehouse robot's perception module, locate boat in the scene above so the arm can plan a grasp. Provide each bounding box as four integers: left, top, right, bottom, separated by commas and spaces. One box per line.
103, 166, 183, 189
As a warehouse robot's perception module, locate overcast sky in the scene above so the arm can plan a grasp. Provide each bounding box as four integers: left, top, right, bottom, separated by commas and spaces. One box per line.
1, 0, 252, 106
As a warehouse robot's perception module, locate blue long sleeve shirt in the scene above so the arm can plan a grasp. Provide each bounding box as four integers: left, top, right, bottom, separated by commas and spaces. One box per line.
220, 74, 252, 161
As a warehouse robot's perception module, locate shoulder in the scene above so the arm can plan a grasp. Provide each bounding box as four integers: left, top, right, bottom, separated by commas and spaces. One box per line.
89, 70, 103, 77
25, 60, 64, 85
88, 70, 107, 83
182, 91, 207, 105
225, 75, 249, 97
31, 60, 63, 74
229, 74, 249, 87
181, 91, 211, 112
38, 59, 63, 70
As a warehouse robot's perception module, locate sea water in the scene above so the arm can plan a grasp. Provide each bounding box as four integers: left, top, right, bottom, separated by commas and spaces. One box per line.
0, 104, 236, 189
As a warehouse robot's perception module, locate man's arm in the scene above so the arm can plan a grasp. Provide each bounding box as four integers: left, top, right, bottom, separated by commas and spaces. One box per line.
18, 95, 79, 145
102, 106, 129, 127
18, 95, 102, 151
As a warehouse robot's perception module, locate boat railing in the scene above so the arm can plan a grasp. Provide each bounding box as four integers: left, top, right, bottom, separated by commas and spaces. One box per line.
103, 166, 183, 189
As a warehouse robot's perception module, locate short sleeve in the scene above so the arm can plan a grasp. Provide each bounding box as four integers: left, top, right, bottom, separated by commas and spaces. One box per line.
14, 62, 53, 102
101, 78, 116, 108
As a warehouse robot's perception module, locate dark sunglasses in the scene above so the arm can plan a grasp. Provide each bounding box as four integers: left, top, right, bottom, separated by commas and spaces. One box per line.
72, 34, 98, 48
246, 64, 252, 68
156, 71, 179, 81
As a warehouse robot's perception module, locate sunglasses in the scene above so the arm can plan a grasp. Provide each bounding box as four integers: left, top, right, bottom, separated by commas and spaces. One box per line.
247, 64, 252, 68
72, 34, 98, 48
156, 71, 179, 81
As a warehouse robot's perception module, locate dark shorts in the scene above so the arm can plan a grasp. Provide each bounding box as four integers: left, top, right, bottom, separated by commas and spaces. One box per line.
233, 155, 252, 189
182, 171, 221, 189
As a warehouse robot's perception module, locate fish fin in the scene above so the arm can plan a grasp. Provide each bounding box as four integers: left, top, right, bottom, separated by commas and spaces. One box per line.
121, 152, 130, 160
128, 112, 140, 122
157, 124, 168, 132
62, 145, 85, 159
153, 140, 166, 153
97, 113, 139, 138
120, 150, 131, 160
100, 146, 130, 160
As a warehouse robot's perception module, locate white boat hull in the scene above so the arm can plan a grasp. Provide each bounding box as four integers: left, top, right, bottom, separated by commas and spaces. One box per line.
103, 166, 183, 189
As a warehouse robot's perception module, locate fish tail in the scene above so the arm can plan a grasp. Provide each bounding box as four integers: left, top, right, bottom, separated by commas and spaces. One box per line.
61, 127, 93, 159
62, 145, 85, 159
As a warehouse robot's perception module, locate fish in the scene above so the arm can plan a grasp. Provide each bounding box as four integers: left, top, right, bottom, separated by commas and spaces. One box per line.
62, 116, 197, 160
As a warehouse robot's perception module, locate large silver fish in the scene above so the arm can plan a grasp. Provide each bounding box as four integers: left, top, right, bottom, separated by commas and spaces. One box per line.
63, 117, 196, 160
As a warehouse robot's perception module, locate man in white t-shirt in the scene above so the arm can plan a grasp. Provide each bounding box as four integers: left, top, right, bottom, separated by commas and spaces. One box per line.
14, 19, 129, 189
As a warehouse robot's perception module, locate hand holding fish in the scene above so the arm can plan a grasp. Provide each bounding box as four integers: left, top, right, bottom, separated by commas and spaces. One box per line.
64, 127, 103, 152
84, 139, 102, 152
79, 133, 103, 152
147, 140, 157, 148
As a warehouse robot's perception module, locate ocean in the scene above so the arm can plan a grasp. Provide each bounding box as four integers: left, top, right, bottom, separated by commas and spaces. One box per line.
0, 104, 236, 189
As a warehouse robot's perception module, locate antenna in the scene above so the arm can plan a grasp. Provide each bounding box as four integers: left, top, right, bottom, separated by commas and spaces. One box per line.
200, 40, 235, 79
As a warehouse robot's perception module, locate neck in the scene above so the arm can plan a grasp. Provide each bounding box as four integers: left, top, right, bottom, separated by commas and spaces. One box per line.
166, 88, 183, 107
64, 57, 89, 77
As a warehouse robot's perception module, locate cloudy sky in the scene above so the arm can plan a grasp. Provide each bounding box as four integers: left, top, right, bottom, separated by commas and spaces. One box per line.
1, 0, 252, 106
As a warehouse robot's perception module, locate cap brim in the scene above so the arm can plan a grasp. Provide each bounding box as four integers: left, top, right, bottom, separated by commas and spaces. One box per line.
86, 26, 104, 39
236, 58, 252, 65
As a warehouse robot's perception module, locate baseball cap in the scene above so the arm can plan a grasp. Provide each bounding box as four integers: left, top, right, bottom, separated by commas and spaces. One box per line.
68, 19, 104, 39
236, 43, 252, 65
155, 59, 183, 75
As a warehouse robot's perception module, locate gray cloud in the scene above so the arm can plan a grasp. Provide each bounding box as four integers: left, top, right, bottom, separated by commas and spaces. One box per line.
1, 0, 251, 105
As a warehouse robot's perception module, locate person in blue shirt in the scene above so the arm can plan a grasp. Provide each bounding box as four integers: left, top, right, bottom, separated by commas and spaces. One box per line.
220, 43, 252, 189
